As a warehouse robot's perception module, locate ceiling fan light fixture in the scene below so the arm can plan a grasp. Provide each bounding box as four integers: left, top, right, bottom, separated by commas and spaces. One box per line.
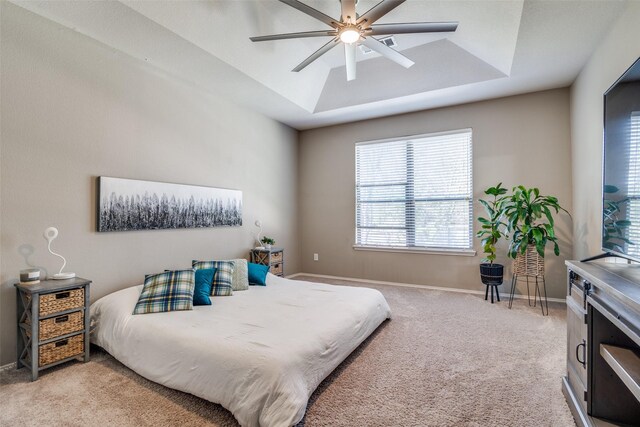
339, 27, 360, 44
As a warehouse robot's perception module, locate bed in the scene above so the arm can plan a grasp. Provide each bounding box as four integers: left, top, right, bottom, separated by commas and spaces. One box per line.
90, 274, 391, 427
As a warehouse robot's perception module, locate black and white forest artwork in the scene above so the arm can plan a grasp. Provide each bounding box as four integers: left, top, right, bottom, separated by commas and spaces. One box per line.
98, 177, 242, 232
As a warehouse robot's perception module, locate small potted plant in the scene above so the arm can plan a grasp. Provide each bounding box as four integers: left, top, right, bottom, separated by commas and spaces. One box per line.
261, 236, 275, 250
477, 183, 508, 286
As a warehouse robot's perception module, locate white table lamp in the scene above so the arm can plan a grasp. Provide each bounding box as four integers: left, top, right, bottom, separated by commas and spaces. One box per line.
44, 227, 75, 280
255, 220, 265, 249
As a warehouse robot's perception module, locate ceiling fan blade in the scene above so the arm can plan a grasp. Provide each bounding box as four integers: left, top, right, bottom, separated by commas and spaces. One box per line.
250, 30, 338, 42
292, 37, 340, 72
345, 42, 357, 81
360, 37, 414, 68
367, 22, 459, 36
279, 0, 341, 28
341, 0, 357, 24
357, 0, 406, 26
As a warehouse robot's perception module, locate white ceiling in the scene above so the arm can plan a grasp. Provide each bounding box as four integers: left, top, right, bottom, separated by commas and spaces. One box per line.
11, 0, 627, 130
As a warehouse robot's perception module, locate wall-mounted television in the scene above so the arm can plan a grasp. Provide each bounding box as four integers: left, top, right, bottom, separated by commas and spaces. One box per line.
601, 57, 640, 262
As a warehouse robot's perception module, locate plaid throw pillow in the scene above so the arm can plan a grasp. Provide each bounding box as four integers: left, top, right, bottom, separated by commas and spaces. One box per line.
133, 269, 195, 315
192, 260, 234, 296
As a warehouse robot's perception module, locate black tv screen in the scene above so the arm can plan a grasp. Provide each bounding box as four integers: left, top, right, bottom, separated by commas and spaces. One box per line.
602, 57, 640, 262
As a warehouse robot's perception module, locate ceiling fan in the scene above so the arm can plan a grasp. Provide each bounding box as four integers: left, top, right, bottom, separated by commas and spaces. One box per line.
249, 0, 458, 81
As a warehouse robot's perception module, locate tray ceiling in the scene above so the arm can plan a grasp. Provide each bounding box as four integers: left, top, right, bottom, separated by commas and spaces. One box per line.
11, 0, 627, 130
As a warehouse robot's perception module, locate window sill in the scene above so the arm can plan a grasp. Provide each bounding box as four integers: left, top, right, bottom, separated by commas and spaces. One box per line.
352, 245, 477, 256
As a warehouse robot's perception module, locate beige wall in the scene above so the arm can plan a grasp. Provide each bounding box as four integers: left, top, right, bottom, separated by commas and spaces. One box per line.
570, 1, 640, 260
299, 89, 573, 299
0, 4, 299, 366
8, 0, 630, 368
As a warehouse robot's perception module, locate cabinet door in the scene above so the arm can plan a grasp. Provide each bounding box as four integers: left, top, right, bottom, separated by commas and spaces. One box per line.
566, 297, 588, 411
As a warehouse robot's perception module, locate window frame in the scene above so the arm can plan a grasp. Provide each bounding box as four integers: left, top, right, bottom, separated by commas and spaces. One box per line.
353, 129, 476, 256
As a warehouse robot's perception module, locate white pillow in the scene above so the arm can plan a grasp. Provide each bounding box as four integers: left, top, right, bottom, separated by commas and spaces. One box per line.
231, 259, 249, 291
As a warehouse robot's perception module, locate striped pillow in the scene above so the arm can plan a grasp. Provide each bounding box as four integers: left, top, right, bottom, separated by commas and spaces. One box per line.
133, 269, 195, 315
192, 260, 234, 296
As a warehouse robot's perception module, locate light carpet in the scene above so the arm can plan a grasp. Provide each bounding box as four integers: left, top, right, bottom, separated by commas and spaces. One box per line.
0, 276, 574, 426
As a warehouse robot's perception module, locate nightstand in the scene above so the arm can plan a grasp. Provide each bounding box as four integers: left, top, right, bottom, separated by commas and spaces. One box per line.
15, 277, 91, 381
250, 247, 284, 277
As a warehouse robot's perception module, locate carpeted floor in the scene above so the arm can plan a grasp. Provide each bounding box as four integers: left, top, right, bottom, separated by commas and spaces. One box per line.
0, 276, 575, 426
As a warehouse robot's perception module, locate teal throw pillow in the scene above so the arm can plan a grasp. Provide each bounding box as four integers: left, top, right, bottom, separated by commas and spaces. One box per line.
248, 262, 269, 286
193, 268, 216, 306
133, 269, 195, 315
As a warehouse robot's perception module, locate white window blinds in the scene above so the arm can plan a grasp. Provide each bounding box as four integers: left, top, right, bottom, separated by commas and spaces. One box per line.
626, 112, 640, 258
355, 129, 473, 250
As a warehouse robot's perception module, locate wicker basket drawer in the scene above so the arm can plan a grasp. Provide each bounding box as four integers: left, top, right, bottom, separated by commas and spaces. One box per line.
39, 334, 84, 367
25, 310, 84, 341
40, 311, 84, 341
39, 288, 84, 316
270, 251, 283, 263
270, 263, 283, 276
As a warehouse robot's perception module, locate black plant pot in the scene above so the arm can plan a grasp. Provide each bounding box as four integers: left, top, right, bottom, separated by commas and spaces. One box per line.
480, 263, 504, 286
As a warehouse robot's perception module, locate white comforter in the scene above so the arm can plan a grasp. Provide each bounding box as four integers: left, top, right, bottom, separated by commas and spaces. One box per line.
90, 274, 391, 427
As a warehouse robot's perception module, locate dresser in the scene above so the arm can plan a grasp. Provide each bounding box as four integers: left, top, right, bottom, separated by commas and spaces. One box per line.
250, 247, 284, 277
563, 261, 640, 426
15, 277, 91, 381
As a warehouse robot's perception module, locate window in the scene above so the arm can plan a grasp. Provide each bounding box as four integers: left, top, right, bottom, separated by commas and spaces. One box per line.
626, 112, 640, 258
355, 129, 473, 252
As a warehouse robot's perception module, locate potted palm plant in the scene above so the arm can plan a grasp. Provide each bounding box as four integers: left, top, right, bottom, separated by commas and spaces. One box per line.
477, 183, 508, 286
502, 186, 569, 273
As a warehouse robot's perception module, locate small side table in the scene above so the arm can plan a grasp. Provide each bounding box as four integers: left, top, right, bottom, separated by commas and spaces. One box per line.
250, 247, 284, 277
15, 277, 91, 381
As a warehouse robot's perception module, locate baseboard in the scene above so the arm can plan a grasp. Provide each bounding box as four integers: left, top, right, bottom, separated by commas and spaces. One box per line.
0, 362, 17, 372
287, 272, 566, 303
